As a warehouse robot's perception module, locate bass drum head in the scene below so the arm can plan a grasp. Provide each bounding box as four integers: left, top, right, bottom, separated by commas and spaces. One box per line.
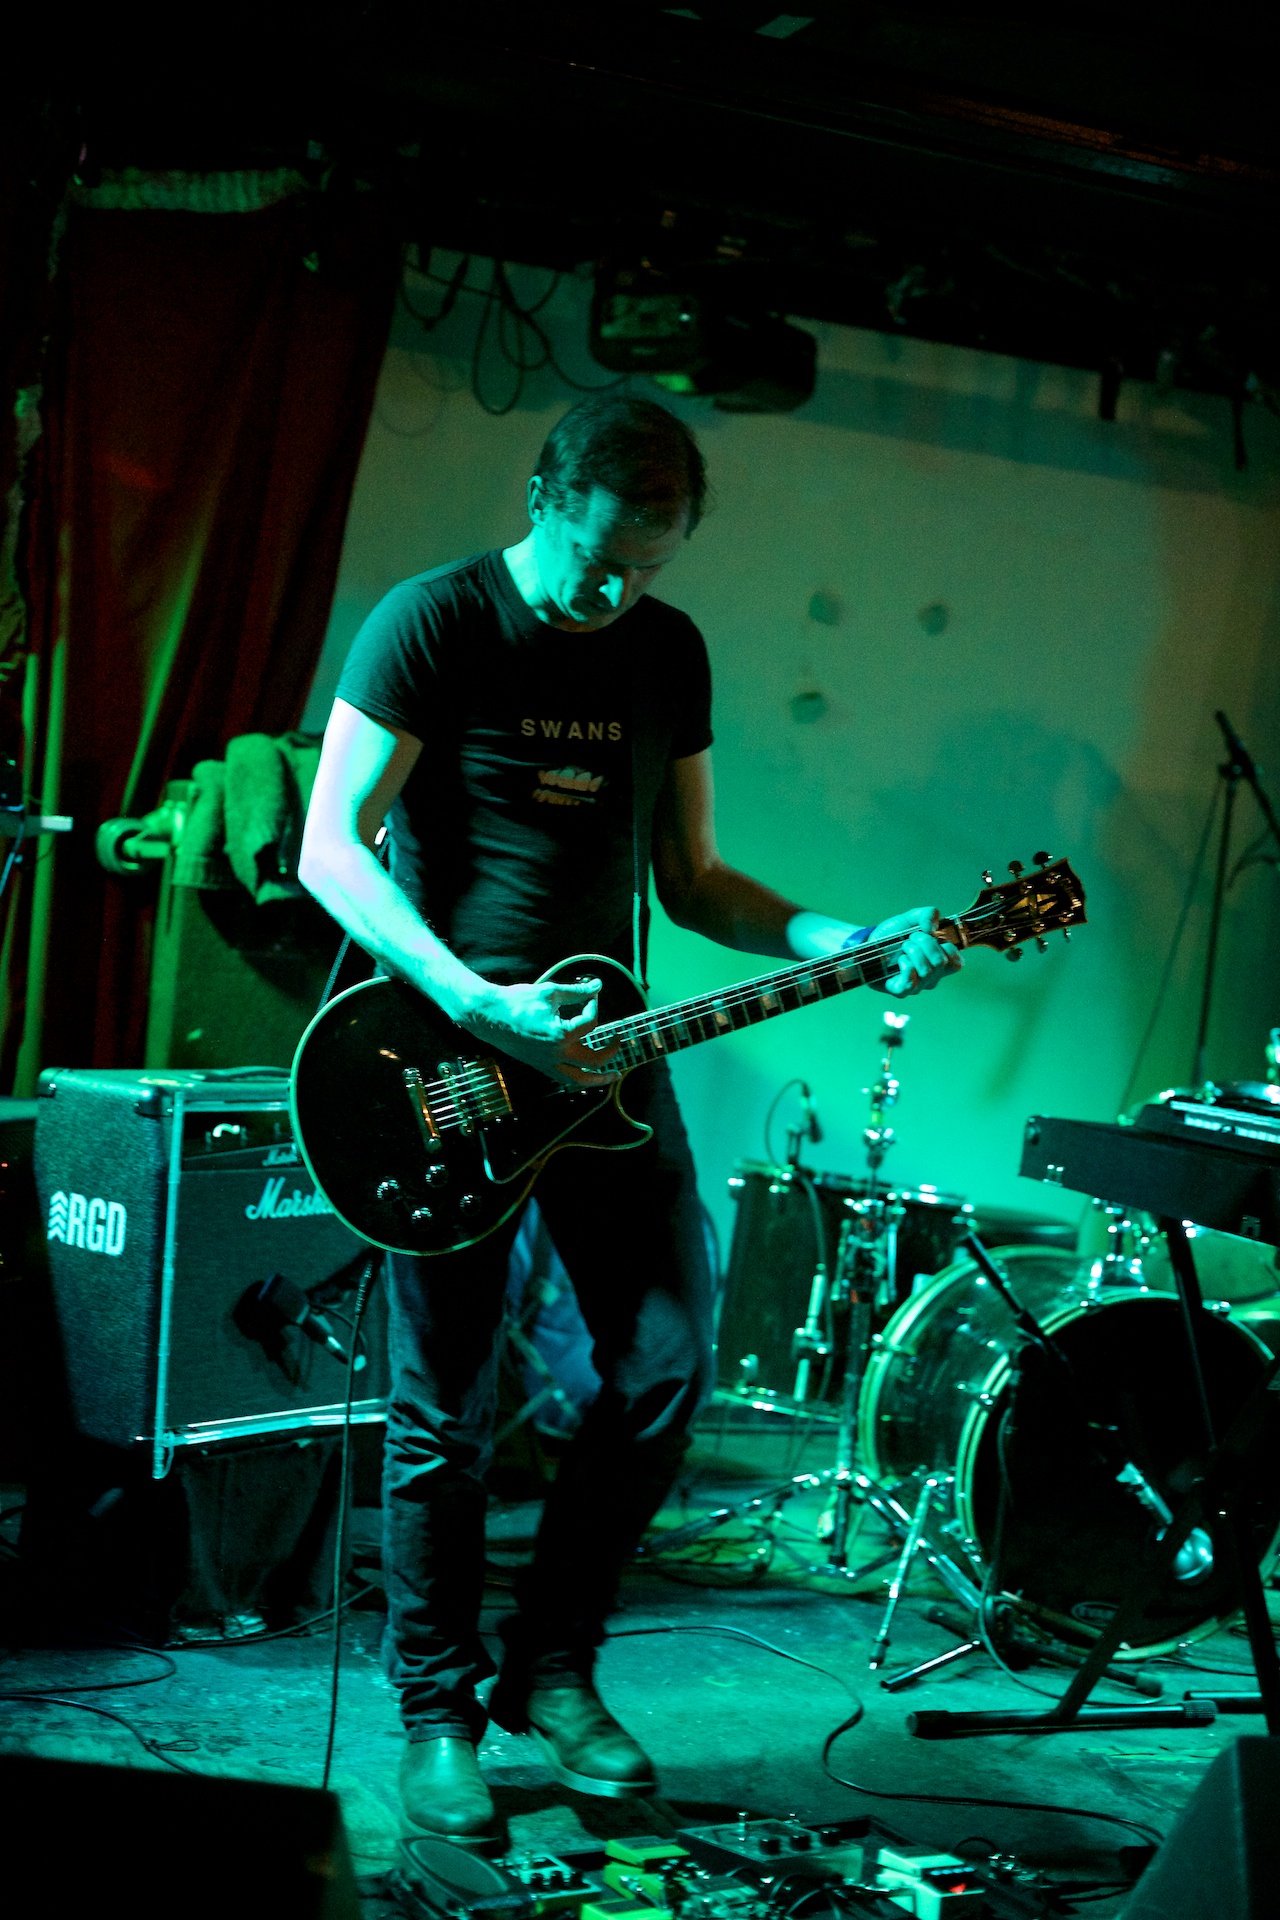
859, 1248, 1280, 1658
859, 1247, 1087, 1485
958, 1291, 1280, 1657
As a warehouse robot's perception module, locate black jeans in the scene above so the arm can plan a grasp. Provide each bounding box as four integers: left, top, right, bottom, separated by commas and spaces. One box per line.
381, 1062, 714, 1741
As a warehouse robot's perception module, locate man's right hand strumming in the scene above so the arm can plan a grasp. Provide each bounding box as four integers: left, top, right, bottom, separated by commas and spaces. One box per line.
456, 978, 622, 1089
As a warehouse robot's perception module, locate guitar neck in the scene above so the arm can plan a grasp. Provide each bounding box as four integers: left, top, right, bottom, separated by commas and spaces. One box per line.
591, 929, 949, 1072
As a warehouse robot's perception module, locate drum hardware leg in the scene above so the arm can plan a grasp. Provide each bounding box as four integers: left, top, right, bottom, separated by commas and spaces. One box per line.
880, 1602, 1164, 1698
868, 1474, 945, 1670
1003, 1624, 1164, 1697
854, 1475, 983, 1612
1183, 1690, 1269, 1714
639, 1474, 821, 1560
908, 1701, 1218, 1740
824, 1294, 874, 1567
879, 1637, 982, 1693
790, 1170, 832, 1401
791, 1264, 831, 1402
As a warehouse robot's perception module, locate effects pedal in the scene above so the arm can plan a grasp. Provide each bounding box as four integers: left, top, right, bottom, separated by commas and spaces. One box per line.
396, 1837, 600, 1920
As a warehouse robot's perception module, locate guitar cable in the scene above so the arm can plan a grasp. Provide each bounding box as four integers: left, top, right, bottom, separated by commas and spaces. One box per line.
316, 826, 390, 1017
322, 1254, 379, 1792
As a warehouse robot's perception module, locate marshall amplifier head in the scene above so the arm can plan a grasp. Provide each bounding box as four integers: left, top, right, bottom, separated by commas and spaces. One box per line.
34, 1069, 387, 1476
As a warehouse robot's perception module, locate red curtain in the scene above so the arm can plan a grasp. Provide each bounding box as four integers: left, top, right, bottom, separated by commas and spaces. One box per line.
15, 192, 395, 1077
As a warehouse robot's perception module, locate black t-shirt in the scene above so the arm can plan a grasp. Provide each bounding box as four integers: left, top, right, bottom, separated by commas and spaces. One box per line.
335, 549, 713, 981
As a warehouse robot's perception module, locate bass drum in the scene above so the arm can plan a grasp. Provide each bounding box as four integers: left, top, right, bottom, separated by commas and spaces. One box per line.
858, 1247, 1280, 1656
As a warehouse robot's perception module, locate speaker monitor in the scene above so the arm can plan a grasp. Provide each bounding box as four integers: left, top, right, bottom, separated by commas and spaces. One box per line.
1124, 1734, 1280, 1919
4, 1753, 360, 1919
33, 1068, 387, 1472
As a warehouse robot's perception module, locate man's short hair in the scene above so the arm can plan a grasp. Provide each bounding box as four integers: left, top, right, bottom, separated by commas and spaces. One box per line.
534, 394, 708, 533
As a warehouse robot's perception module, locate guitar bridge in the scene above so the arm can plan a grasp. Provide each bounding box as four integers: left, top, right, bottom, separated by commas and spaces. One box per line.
403, 1068, 442, 1153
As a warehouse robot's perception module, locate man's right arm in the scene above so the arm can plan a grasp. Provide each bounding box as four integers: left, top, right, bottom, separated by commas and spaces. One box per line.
298, 699, 619, 1085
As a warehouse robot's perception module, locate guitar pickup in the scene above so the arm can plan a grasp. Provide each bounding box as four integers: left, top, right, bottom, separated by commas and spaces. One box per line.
435, 1058, 513, 1135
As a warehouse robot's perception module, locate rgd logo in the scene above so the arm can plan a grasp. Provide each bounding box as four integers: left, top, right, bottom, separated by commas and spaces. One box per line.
47, 1190, 128, 1256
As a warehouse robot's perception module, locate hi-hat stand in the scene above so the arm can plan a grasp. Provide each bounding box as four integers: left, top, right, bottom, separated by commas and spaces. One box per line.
821, 1011, 910, 1570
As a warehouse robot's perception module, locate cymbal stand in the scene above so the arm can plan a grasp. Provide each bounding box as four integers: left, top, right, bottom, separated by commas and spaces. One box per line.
821, 1014, 908, 1567
868, 1473, 946, 1668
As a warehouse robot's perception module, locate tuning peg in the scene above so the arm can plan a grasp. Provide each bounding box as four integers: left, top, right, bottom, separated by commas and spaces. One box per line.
981, 869, 993, 886
1033, 850, 1052, 867
1008, 860, 1025, 878
1062, 928, 1071, 942
1035, 937, 1048, 953
1005, 948, 1024, 962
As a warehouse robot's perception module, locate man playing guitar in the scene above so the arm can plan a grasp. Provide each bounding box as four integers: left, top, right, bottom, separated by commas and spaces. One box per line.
300, 395, 959, 1839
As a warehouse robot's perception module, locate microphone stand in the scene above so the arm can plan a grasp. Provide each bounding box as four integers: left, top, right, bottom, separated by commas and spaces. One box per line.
1192, 711, 1280, 1087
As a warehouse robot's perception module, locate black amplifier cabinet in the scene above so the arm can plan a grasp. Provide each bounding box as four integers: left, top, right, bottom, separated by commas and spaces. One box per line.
34, 1069, 387, 1477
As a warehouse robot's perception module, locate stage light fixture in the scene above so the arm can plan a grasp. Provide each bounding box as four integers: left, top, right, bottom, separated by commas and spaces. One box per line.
590, 260, 816, 412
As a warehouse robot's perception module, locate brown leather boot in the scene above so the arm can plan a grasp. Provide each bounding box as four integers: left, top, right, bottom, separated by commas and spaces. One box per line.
522, 1685, 657, 1798
399, 1736, 496, 1838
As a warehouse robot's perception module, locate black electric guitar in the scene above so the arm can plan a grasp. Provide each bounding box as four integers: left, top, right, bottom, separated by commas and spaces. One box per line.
290, 855, 1085, 1256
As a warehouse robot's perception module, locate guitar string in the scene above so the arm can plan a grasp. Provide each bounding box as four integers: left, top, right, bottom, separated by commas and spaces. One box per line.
414, 897, 1063, 1099
596, 887, 1073, 1048
590, 896, 1057, 1045
404, 885, 1074, 1118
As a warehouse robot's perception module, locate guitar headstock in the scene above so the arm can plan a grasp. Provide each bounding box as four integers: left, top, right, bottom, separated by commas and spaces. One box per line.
939, 853, 1087, 959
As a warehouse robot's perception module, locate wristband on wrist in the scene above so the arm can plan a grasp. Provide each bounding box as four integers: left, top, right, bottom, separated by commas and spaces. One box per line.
841, 925, 874, 949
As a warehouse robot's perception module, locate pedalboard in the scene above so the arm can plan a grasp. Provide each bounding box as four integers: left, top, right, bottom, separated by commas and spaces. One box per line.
393, 1818, 1063, 1920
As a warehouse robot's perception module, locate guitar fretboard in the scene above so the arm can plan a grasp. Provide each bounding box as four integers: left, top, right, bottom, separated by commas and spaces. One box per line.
585, 939, 901, 1071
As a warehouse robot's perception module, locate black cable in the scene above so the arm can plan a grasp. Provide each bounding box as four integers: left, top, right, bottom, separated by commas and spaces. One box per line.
322, 1256, 377, 1791
318, 931, 353, 1015
764, 1078, 806, 1166
610, 1621, 1162, 1847
166, 1583, 374, 1651
1118, 774, 1220, 1110
821, 1711, 1163, 1847
0, 1645, 177, 1695
0, 1694, 202, 1773
404, 246, 625, 415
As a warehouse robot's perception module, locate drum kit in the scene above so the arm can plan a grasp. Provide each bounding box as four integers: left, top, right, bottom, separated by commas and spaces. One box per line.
692, 1016, 1280, 1684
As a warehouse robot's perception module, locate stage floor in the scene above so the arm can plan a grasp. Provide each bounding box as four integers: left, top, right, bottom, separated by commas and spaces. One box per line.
2, 1422, 1270, 1916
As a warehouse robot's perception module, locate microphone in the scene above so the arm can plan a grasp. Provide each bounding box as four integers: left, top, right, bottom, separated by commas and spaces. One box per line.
800, 1083, 823, 1144
255, 1273, 366, 1370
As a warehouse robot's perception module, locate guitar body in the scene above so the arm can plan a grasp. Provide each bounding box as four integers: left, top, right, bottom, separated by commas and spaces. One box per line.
290, 955, 652, 1256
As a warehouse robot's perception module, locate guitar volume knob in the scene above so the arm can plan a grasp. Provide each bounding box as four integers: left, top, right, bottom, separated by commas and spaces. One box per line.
376, 1180, 401, 1201
411, 1206, 433, 1224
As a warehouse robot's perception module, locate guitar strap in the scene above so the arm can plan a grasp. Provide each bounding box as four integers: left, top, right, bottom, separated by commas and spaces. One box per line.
628, 648, 673, 993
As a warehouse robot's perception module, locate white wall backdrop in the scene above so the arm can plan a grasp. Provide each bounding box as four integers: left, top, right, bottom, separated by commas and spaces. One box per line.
307, 261, 1280, 1254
